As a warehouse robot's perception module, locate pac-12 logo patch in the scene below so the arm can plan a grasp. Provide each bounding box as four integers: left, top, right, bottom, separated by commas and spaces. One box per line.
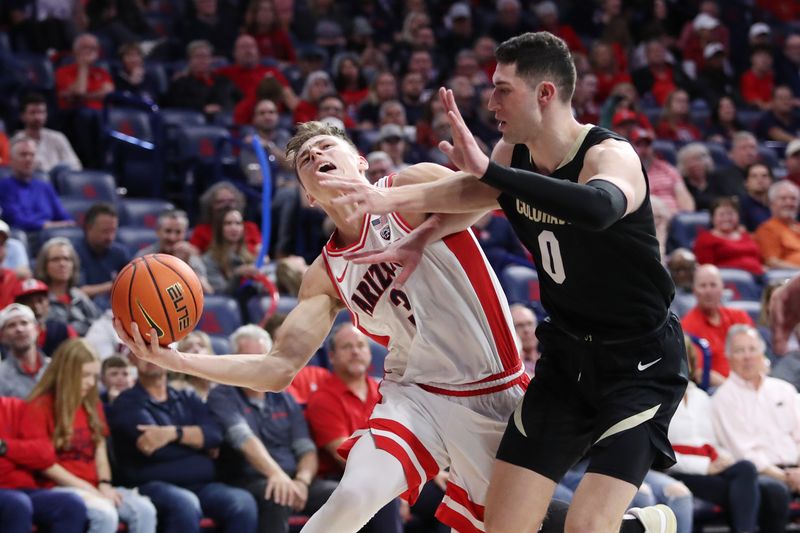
372, 215, 391, 240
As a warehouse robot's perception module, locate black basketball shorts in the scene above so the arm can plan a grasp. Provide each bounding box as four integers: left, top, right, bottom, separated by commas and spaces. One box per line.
496, 313, 689, 487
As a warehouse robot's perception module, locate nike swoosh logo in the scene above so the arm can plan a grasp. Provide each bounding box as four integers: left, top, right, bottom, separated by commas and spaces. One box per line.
637, 357, 662, 371
137, 300, 165, 338
335, 263, 349, 283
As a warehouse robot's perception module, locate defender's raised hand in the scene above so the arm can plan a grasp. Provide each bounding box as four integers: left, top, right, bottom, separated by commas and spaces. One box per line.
437, 87, 490, 177
321, 176, 398, 222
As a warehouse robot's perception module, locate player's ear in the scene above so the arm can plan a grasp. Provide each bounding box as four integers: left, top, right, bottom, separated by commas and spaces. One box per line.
305, 190, 317, 206
537, 81, 557, 104
357, 154, 369, 174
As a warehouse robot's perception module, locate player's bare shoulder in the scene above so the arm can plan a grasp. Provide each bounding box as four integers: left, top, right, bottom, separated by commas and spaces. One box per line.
583, 138, 643, 180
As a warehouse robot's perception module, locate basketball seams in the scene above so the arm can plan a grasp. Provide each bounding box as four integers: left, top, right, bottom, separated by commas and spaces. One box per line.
141, 256, 176, 342
151, 254, 202, 325
125, 260, 137, 336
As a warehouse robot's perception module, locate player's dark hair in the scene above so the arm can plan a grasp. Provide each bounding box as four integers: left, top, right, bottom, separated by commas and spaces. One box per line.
286, 121, 358, 169
84, 202, 118, 228
495, 32, 576, 102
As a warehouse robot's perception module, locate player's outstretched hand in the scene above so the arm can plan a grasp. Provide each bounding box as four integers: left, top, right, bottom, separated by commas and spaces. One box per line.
113, 319, 182, 371
320, 175, 396, 222
437, 87, 490, 178
344, 232, 425, 289
770, 276, 800, 355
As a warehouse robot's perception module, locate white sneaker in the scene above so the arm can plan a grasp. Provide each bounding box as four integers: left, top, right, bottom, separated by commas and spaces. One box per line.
626, 504, 677, 533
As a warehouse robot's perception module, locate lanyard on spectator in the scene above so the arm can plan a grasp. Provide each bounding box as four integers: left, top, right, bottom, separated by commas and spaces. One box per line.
251, 137, 272, 268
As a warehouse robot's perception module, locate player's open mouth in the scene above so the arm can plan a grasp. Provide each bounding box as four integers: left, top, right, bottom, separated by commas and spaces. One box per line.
318, 163, 337, 172
498, 120, 507, 131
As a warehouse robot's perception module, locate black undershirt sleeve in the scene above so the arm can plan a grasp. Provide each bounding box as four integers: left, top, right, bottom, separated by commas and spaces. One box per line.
479, 161, 628, 231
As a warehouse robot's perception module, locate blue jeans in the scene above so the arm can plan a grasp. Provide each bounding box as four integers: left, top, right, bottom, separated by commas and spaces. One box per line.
0, 488, 87, 533
139, 480, 257, 533
632, 471, 694, 533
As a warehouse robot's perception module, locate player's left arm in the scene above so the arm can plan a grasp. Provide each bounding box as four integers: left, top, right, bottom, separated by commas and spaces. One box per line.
479, 138, 646, 231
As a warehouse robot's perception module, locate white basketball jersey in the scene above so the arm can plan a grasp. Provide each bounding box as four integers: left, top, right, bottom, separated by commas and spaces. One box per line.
321, 176, 525, 396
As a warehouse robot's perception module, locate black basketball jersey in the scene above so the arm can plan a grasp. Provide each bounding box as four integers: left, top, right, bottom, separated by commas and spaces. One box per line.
500, 125, 674, 337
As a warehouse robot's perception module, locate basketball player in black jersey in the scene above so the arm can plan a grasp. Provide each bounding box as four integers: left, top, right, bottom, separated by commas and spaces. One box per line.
320, 32, 688, 533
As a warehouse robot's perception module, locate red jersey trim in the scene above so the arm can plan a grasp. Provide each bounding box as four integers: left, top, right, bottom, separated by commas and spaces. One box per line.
324, 214, 370, 256
442, 231, 520, 372
436, 505, 483, 533
435, 481, 485, 532
419, 372, 529, 397
321, 252, 358, 329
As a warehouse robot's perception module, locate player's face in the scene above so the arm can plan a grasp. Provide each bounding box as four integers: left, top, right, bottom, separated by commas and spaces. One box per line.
488, 63, 540, 145
295, 135, 368, 205
330, 326, 371, 378
80, 361, 100, 398
727, 331, 766, 382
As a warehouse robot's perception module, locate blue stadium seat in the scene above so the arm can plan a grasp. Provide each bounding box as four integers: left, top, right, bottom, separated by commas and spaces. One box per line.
108, 107, 154, 142
176, 124, 231, 162
757, 144, 779, 171
368, 339, 388, 378
119, 198, 175, 229
764, 268, 800, 286
56, 170, 118, 203
671, 292, 697, 318
705, 142, 731, 168
725, 300, 761, 323
667, 210, 710, 250
209, 335, 232, 355
161, 108, 206, 129
500, 265, 540, 304
719, 268, 761, 301
35, 226, 84, 256
246, 294, 298, 325
16, 53, 54, 92
116, 227, 157, 254
653, 139, 677, 165
736, 110, 762, 131
59, 197, 97, 227
197, 295, 242, 337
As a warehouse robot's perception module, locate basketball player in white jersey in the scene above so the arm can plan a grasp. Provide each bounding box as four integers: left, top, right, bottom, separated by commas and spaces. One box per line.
114, 120, 532, 533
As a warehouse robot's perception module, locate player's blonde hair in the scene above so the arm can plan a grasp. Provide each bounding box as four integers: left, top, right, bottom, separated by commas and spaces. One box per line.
285, 121, 358, 169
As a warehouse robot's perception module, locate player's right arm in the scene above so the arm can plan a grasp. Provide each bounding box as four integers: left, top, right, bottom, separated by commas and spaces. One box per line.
114, 256, 343, 392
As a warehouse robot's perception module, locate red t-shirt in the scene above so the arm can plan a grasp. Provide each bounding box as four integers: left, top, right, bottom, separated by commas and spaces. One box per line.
681, 307, 754, 377
23, 394, 108, 487
0, 268, 17, 310
655, 119, 702, 143
306, 373, 380, 478
693, 230, 764, 276
251, 30, 297, 63
740, 70, 774, 107
650, 67, 677, 106
286, 365, 332, 406
189, 221, 262, 254
0, 397, 57, 489
216, 64, 289, 96
55, 64, 114, 110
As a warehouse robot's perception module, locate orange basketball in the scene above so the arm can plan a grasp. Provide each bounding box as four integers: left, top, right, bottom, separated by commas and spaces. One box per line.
111, 254, 204, 346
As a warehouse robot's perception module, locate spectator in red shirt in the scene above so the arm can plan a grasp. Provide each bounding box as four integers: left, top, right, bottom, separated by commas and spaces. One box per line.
677, 12, 728, 75
0, 395, 88, 533
293, 71, 334, 125
55, 34, 114, 112
655, 89, 703, 142
590, 41, 631, 104
572, 73, 600, 125
681, 265, 754, 386
216, 34, 294, 104
13, 278, 78, 359
693, 196, 764, 277
632, 39, 693, 106
24, 338, 157, 533
332, 54, 369, 119
190, 181, 261, 254
241, 0, 296, 65
740, 46, 775, 111
305, 324, 402, 531
532, 1, 585, 54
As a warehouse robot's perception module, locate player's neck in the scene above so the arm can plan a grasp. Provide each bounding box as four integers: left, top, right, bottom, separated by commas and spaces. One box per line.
327, 205, 365, 248
524, 113, 584, 174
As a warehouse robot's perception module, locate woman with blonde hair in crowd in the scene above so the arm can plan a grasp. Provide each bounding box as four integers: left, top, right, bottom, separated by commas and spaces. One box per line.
23, 339, 156, 533
34, 237, 101, 336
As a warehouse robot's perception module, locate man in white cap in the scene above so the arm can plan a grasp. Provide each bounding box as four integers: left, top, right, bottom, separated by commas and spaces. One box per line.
749, 22, 773, 49
0, 303, 49, 398
696, 42, 734, 104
